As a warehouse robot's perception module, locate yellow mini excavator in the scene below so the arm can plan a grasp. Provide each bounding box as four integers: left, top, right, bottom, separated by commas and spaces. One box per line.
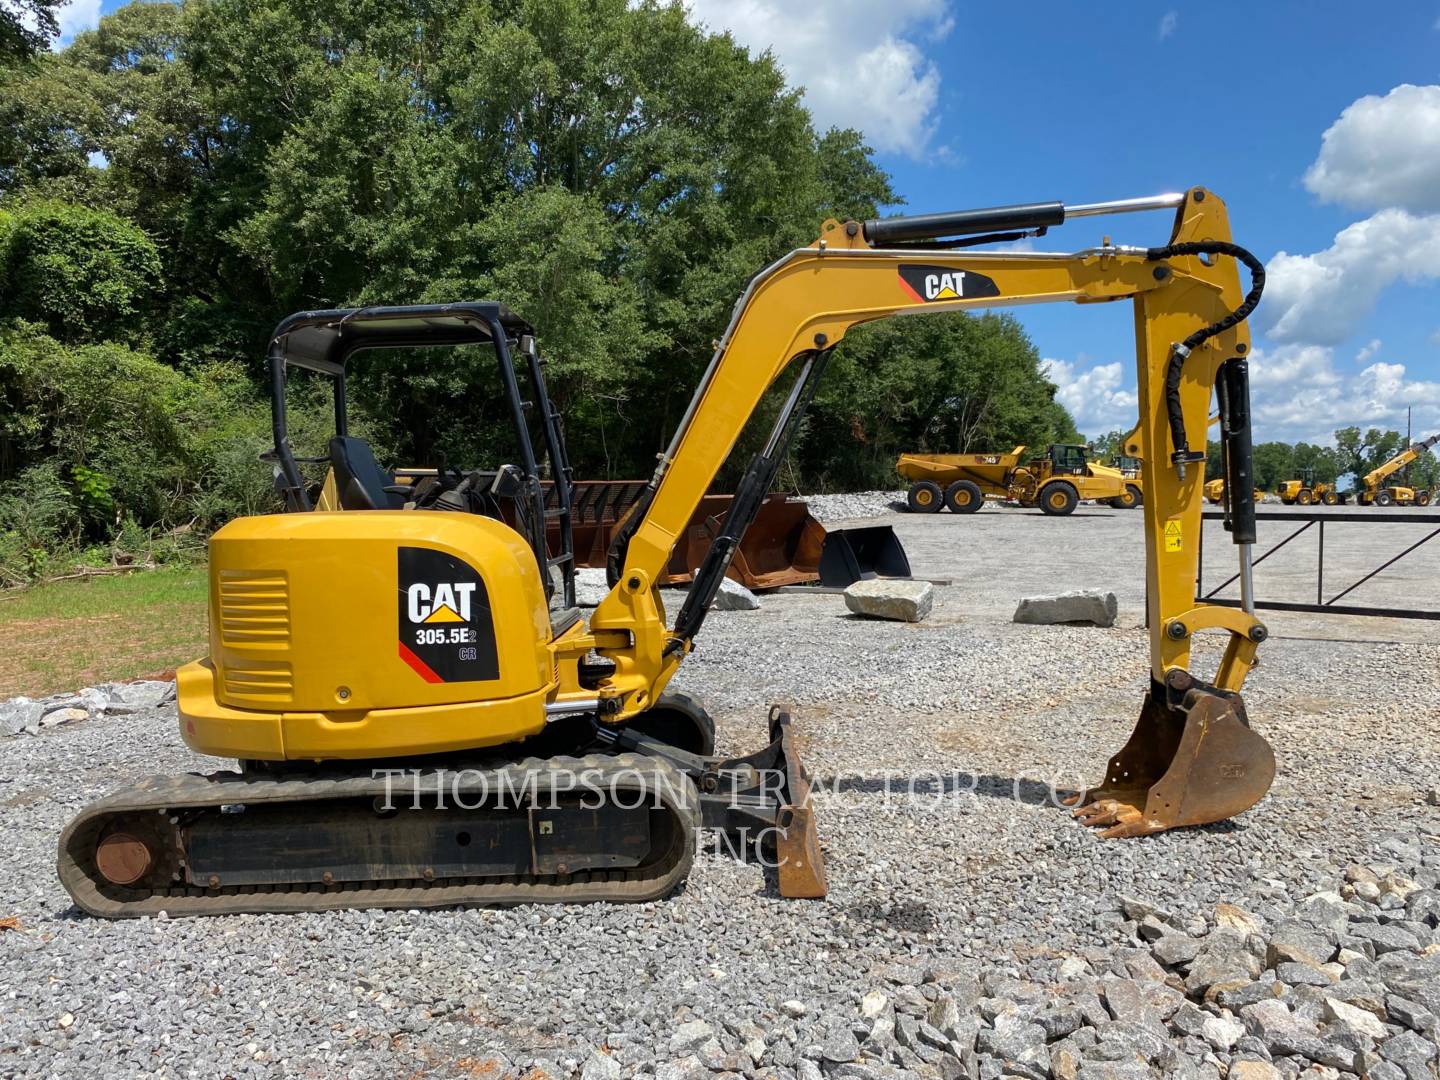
59, 188, 1276, 918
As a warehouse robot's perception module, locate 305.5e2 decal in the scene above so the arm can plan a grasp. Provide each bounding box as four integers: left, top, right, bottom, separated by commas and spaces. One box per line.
396, 547, 499, 683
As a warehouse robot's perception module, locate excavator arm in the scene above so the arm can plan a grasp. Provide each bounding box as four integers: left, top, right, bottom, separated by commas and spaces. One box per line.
583, 187, 1276, 837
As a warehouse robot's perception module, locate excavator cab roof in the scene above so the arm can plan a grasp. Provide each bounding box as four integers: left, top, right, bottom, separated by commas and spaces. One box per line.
270, 302, 534, 375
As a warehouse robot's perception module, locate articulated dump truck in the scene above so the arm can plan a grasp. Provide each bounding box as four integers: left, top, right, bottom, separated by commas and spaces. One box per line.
897, 444, 1142, 516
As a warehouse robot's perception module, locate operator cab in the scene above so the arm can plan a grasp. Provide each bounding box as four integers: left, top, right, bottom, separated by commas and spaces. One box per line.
264, 303, 578, 620
1049, 443, 1090, 476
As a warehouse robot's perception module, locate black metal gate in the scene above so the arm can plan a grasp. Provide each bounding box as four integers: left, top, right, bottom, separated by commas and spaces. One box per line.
1198, 510, 1440, 621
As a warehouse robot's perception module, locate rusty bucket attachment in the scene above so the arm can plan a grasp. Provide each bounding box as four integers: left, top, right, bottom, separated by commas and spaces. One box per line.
818, 524, 912, 587
1067, 673, 1276, 839
678, 494, 826, 590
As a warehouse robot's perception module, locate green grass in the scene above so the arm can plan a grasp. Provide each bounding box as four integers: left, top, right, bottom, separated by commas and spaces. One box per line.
0, 567, 208, 698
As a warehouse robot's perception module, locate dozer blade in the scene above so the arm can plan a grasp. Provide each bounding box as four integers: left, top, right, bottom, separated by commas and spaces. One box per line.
768, 706, 828, 898
1067, 680, 1276, 839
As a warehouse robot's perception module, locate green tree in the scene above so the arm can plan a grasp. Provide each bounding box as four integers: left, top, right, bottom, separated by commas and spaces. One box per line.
1251, 441, 1294, 491
0, 200, 162, 344
794, 313, 1077, 490
0, 0, 60, 62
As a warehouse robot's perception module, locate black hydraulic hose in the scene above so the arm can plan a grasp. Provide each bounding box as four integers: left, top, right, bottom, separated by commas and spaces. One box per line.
1146, 242, 1265, 475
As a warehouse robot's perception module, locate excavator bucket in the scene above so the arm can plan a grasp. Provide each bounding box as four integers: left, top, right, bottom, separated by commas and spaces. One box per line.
1067, 678, 1276, 839
817, 524, 912, 587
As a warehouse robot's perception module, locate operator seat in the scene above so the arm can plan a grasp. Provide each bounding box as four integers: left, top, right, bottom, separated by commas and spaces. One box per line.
329, 436, 407, 510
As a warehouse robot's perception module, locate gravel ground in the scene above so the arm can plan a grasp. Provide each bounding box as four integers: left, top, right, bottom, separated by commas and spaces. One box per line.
1, 506, 1437, 1079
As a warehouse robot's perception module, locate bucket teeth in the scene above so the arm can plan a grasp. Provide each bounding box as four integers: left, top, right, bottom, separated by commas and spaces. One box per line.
1067, 682, 1276, 838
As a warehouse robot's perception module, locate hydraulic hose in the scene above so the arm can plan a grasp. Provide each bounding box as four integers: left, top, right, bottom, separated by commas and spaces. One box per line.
1145, 242, 1265, 478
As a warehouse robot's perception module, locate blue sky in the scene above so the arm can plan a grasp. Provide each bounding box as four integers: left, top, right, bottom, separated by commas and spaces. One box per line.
69, 0, 1440, 444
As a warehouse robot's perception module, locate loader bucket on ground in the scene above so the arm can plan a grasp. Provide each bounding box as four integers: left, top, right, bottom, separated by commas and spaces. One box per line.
678, 494, 825, 590
817, 524, 912, 587
1066, 676, 1276, 838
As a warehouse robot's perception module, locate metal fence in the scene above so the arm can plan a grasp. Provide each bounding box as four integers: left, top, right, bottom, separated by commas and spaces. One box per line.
1198, 510, 1440, 621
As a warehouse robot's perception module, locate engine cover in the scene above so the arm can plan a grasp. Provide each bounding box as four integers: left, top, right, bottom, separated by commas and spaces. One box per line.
177, 511, 556, 761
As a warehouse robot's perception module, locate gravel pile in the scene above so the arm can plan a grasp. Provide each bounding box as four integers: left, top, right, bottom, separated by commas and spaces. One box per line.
0, 680, 174, 738
1, 515, 1437, 1078
800, 492, 906, 523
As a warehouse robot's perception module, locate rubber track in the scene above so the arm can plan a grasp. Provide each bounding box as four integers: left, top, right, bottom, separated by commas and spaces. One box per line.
58, 753, 698, 918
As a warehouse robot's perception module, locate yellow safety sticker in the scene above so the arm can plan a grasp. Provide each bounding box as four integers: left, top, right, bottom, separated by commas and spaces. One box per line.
1164, 520, 1182, 552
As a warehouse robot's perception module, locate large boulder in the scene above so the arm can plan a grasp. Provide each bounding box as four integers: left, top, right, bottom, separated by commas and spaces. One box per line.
843, 579, 934, 623
1013, 589, 1118, 627
1, 697, 45, 737
104, 680, 176, 714
711, 577, 760, 611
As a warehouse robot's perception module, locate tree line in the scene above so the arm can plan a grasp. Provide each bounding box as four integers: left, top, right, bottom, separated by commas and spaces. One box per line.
1092, 427, 1440, 492
0, 0, 1077, 581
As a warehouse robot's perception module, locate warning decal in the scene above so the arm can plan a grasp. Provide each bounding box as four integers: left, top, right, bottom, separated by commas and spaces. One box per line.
1164, 521, 1183, 552
397, 547, 499, 683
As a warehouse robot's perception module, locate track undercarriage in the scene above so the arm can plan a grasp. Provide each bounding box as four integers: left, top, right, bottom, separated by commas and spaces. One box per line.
58, 705, 826, 918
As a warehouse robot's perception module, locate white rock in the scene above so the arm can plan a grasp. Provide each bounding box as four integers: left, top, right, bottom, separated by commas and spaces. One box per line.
580, 1051, 622, 1080
1012, 589, 1118, 627
41, 707, 88, 727
1201, 1014, 1245, 1050
58, 1012, 75, 1029
860, 990, 888, 1018
1323, 996, 1387, 1039
0, 697, 45, 737
104, 680, 175, 714
572, 568, 611, 608
1214, 902, 1263, 936
711, 578, 760, 611
843, 578, 934, 623
780, 999, 808, 1018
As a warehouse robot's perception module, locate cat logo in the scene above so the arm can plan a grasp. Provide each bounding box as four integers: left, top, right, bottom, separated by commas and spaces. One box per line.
397, 547, 499, 683
406, 581, 477, 624
898, 263, 1000, 304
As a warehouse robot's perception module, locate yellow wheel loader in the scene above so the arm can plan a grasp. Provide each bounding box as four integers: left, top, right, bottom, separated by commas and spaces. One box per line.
897, 444, 1142, 515
1278, 468, 1347, 506
60, 188, 1277, 917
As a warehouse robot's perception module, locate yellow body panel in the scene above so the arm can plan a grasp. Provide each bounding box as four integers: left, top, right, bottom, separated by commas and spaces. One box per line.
180, 511, 556, 760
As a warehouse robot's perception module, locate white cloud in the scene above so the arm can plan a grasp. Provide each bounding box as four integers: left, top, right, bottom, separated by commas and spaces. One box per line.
1257, 208, 1440, 346
55, 0, 101, 41
1242, 346, 1440, 444
1045, 345, 1440, 445
1303, 84, 1440, 213
1157, 10, 1178, 39
684, 0, 950, 158
1040, 358, 1137, 434
1354, 338, 1382, 364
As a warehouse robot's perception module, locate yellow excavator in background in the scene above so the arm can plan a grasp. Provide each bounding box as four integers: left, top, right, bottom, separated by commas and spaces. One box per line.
60, 188, 1276, 918
1354, 435, 1438, 506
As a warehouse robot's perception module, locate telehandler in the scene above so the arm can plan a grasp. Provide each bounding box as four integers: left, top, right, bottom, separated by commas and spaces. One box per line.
1353, 435, 1438, 507
60, 189, 1276, 918
897, 444, 1142, 514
